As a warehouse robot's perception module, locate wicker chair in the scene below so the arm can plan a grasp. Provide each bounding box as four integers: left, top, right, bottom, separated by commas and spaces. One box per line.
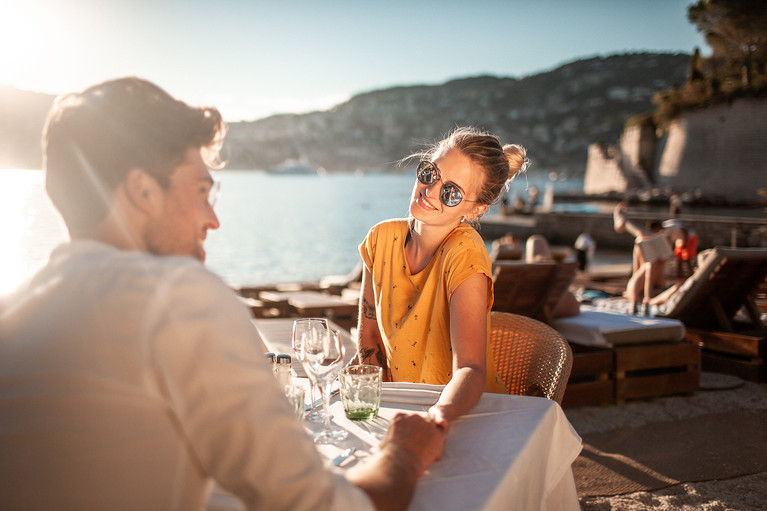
489, 311, 573, 404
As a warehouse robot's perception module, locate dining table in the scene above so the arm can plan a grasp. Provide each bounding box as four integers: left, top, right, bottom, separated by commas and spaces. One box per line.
258, 290, 358, 319
207, 318, 583, 510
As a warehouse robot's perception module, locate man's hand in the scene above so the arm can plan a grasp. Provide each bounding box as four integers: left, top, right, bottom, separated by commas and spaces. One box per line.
347, 412, 448, 511
378, 412, 447, 476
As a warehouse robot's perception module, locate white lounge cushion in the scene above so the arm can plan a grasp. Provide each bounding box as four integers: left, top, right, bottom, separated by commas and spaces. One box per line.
553, 306, 686, 347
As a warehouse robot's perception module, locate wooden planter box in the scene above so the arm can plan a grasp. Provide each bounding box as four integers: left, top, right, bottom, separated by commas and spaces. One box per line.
562, 344, 614, 408
614, 341, 700, 403
685, 328, 767, 382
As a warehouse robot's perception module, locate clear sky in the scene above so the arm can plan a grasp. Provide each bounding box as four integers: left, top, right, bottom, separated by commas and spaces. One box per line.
1, 0, 707, 122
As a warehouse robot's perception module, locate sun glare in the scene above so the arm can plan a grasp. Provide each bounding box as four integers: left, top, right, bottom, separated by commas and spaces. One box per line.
0, 3, 49, 87
0, 170, 67, 296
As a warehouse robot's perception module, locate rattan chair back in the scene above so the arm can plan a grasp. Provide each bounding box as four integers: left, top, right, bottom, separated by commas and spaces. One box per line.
489, 311, 573, 404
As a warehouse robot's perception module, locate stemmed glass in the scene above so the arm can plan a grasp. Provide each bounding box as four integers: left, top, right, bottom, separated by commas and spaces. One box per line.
292, 318, 325, 422
301, 326, 349, 444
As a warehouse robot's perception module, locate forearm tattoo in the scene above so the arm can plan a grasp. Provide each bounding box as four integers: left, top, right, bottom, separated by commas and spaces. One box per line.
361, 296, 377, 320
357, 346, 386, 368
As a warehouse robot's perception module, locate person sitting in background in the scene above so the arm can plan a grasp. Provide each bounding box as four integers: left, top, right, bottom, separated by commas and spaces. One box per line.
0, 77, 446, 511
489, 232, 522, 261
512, 194, 526, 214
613, 203, 669, 311
525, 234, 581, 318
527, 185, 539, 213
356, 127, 527, 433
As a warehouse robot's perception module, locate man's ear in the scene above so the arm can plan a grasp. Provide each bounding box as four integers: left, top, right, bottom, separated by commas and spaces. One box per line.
123, 168, 162, 215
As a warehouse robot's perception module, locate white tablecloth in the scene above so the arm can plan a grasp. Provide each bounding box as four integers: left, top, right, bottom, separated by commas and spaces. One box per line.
209, 382, 582, 511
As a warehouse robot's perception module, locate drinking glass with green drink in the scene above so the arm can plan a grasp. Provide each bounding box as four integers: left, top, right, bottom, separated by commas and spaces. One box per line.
339, 365, 382, 420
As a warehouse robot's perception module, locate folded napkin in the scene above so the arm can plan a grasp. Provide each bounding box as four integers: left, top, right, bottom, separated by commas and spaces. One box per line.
380, 382, 444, 406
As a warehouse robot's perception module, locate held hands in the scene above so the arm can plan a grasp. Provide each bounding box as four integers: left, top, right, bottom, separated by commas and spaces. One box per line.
380, 412, 448, 477
427, 404, 452, 432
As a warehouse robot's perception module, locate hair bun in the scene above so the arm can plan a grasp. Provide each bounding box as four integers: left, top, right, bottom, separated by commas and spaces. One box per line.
503, 144, 528, 179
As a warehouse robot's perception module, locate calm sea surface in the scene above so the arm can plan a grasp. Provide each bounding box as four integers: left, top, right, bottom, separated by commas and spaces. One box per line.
0, 168, 584, 296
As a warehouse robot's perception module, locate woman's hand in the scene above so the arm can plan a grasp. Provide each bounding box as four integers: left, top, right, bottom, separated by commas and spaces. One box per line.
427, 404, 452, 431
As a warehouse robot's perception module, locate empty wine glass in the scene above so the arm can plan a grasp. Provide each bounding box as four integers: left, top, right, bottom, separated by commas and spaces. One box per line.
292, 318, 326, 422
301, 327, 348, 444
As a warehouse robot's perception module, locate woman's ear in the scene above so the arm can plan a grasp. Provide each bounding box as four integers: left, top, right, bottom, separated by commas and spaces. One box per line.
123, 168, 162, 215
468, 203, 489, 221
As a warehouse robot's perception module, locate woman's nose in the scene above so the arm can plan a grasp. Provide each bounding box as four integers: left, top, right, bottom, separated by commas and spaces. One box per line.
424, 180, 441, 198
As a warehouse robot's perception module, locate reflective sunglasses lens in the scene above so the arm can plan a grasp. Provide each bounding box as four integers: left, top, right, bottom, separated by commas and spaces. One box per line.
417, 161, 438, 185
440, 182, 463, 207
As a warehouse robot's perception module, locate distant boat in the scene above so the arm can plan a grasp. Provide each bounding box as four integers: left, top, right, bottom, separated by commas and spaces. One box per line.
269, 158, 319, 175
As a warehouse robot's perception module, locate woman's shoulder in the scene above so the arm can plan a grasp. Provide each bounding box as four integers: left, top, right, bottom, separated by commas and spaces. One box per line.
443, 223, 486, 251
368, 218, 409, 237
438, 225, 491, 270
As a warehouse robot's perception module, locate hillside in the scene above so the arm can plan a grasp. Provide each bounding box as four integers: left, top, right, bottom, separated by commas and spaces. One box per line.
0, 85, 55, 169
0, 53, 690, 174
225, 53, 689, 175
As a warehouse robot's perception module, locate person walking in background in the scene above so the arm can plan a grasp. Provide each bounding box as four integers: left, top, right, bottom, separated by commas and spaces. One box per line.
0, 77, 446, 511
574, 232, 596, 272
669, 192, 683, 217
355, 127, 527, 433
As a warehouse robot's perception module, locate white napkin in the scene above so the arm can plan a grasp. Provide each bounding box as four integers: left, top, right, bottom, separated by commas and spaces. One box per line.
380, 382, 444, 406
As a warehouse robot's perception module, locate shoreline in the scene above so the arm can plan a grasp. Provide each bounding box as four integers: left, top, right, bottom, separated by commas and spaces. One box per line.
479, 210, 767, 250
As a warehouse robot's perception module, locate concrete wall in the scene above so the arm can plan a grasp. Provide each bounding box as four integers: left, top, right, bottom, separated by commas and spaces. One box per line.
584, 98, 767, 204
584, 143, 628, 194
656, 99, 767, 203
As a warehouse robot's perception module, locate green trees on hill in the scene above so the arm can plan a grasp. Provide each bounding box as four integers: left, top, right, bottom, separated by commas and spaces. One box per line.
652, 0, 767, 125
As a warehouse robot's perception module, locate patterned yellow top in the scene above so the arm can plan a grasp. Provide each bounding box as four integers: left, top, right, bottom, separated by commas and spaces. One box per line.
359, 219, 506, 393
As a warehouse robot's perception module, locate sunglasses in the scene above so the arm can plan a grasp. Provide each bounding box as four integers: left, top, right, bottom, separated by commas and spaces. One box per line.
416, 160, 477, 207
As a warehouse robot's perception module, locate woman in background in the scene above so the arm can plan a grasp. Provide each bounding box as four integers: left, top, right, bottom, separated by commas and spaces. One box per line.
356, 127, 527, 430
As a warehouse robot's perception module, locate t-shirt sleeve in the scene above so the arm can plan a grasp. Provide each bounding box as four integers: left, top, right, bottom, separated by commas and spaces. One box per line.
359, 221, 389, 272
443, 231, 494, 308
359, 225, 376, 271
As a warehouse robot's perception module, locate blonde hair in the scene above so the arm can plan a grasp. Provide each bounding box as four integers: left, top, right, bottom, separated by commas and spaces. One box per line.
412, 126, 528, 208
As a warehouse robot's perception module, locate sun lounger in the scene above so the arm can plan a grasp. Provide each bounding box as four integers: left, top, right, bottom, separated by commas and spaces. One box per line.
491, 261, 578, 324
657, 247, 767, 332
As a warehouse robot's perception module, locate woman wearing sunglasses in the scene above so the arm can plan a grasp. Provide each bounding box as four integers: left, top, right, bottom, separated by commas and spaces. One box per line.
356, 127, 528, 430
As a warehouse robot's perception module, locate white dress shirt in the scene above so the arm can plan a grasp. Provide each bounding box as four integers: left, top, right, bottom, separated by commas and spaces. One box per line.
0, 240, 373, 511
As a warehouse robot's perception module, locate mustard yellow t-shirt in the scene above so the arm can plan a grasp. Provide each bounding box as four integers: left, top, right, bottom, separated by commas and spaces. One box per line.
359, 219, 506, 393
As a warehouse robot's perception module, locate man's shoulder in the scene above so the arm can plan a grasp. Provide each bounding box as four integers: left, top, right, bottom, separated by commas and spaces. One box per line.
61, 240, 227, 291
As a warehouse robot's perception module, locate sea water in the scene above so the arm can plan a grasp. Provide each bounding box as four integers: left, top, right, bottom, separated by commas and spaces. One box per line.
0, 168, 582, 295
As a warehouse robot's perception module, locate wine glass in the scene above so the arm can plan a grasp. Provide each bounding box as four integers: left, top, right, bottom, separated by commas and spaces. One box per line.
301, 327, 348, 444
292, 318, 326, 422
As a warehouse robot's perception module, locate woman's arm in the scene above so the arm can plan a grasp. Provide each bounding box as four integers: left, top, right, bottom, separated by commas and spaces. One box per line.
355, 266, 392, 380
428, 272, 489, 430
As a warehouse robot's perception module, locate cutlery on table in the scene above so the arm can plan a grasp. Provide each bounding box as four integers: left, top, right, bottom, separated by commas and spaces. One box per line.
331, 447, 357, 467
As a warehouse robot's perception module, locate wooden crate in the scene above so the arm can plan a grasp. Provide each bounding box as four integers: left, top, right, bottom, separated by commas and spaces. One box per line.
614, 341, 700, 403
685, 328, 767, 382
562, 343, 614, 408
